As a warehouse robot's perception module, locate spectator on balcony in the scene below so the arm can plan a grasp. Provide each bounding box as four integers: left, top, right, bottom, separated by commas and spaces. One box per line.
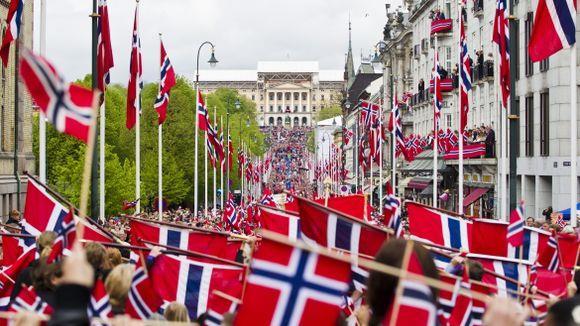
418, 79, 425, 101
477, 49, 484, 79
485, 53, 494, 77
452, 64, 459, 88
461, 7, 467, 21
485, 125, 495, 158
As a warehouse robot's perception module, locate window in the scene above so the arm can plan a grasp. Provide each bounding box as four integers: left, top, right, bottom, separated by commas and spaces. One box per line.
321, 94, 325, 101
445, 114, 452, 128
515, 97, 520, 157
294, 92, 299, 101
525, 95, 534, 157
330, 94, 334, 101
540, 91, 549, 156
251, 95, 255, 101
525, 12, 534, 76
285, 92, 291, 101
269, 93, 274, 101
259, 105, 263, 112
445, 46, 452, 72
269, 117, 274, 126
312, 105, 317, 112
260, 94, 264, 101
277, 105, 282, 112
294, 105, 298, 112
302, 105, 307, 112
312, 95, 316, 101
302, 92, 307, 101
277, 93, 282, 101
269, 105, 273, 112
540, 58, 549, 72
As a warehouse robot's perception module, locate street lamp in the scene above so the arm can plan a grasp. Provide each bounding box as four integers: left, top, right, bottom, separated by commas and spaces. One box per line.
235, 99, 241, 110
194, 41, 217, 219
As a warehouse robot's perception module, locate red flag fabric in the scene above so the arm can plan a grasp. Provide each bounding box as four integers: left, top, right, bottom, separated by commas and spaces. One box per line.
0, 0, 24, 67
125, 254, 164, 319
529, 0, 576, 62
507, 202, 525, 247
313, 194, 372, 222
197, 91, 209, 131
126, 4, 142, 130
235, 237, 351, 325
19, 49, 96, 143
259, 206, 301, 241
96, 0, 114, 92
154, 39, 176, 125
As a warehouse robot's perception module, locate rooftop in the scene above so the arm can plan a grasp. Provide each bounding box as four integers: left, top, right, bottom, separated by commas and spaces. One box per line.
257, 61, 319, 73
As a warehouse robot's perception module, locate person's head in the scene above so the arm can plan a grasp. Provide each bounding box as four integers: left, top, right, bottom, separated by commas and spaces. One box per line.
104, 264, 133, 312
85, 242, 108, 272
32, 260, 63, 291
9, 209, 20, 221
37, 231, 58, 258
526, 217, 535, 227
107, 248, 123, 268
542, 222, 550, 231
544, 296, 580, 326
164, 302, 190, 322
366, 239, 438, 324
466, 260, 484, 281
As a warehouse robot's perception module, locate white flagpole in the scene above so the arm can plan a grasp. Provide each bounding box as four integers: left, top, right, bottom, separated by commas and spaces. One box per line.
100, 98, 106, 221
213, 107, 217, 217
157, 34, 163, 221
194, 90, 200, 219
391, 68, 396, 198
458, 9, 464, 215
135, 0, 141, 214
433, 35, 439, 209
379, 66, 386, 214
204, 114, 209, 218
241, 142, 245, 206
220, 116, 224, 209
571, 44, 578, 227
39, 0, 47, 184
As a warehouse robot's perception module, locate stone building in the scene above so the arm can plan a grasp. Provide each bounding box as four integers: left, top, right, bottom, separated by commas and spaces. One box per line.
0, 0, 35, 216
197, 61, 343, 127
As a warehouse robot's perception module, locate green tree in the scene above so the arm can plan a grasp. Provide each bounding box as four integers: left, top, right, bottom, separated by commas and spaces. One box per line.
316, 105, 342, 121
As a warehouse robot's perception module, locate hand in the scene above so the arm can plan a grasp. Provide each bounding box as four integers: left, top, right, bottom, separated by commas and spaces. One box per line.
149, 246, 162, 258
567, 281, 578, 297
483, 297, 528, 326
61, 241, 94, 288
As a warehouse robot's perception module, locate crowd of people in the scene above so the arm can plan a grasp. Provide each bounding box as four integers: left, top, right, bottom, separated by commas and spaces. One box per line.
262, 126, 311, 196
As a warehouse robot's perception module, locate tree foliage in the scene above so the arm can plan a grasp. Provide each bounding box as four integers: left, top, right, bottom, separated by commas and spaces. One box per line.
33, 76, 264, 216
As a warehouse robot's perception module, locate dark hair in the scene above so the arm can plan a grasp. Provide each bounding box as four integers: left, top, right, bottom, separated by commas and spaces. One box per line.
32, 260, 62, 292
366, 239, 439, 325
467, 260, 484, 281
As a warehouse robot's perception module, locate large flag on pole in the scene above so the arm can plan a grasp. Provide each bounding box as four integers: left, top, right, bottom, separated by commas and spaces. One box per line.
96, 0, 114, 92
19, 49, 97, 143
529, 0, 576, 62
0, 0, 24, 67
126, 5, 142, 130
492, 0, 511, 109
433, 51, 443, 131
154, 40, 176, 125
197, 90, 209, 131
459, 17, 472, 133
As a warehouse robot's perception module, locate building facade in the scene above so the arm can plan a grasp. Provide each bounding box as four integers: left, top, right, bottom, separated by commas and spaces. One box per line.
198, 61, 343, 127
344, 0, 579, 219
0, 0, 35, 217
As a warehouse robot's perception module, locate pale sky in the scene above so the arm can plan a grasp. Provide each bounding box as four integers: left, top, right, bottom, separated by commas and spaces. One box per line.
34, 0, 403, 84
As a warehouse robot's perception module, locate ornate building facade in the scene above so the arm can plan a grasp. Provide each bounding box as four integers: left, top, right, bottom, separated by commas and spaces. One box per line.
198, 61, 343, 127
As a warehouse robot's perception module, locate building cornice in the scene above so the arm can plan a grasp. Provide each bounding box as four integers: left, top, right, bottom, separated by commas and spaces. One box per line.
408, 0, 435, 22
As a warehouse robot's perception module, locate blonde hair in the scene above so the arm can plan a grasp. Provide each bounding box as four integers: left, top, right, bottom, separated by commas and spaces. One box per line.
163, 302, 190, 322
38, 231, 57, 258
107, 248, 122, 268
104, 264, 133, 311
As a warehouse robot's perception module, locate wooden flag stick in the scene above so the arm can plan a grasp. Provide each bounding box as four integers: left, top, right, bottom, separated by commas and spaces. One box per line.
78, 92, 101, 241
139, 239, 245, 268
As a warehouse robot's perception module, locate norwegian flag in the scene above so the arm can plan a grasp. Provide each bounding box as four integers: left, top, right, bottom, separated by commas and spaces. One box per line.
125, 254, 163, 320
358, 100, 379, 127
1, 233, 25, 267
507, 201, 525, 247
228, 135, 234, 171
556, 214, 567, 228
343, 127, 354, 145
260, 188, 276, 208
20, 49, 96, 143
122, 198, 139, 211
235, 237, 351, 325
46, 210, 76, 263
154, 39, 176, 125
9, 286, 53, 315
0, 246, 36, 309
313, 194, 373, 222
197, 90, 209, 131
205, 291, 239, 326
126, 3, 143, 130
529, 0, 576, 62
406, 202, 472, 251
537, 234, 561, 272
0, 0, 24, 67
224, 195, 241, 230
492, 0, 510, 109
129, 218, 240, 260
259, 205, 301, 241
383, 250, 438, 325
433, 51, 443, 131
459, 17, 472, 133
474, 255, 529, 298
296, 196, 389, 257
207, 121, 224, 166
150, 254, 244, 319
96, 0, 114, 92
88, 279, 113, 320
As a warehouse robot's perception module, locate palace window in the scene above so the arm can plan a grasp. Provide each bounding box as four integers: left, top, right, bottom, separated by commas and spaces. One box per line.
540, 91, 549, 156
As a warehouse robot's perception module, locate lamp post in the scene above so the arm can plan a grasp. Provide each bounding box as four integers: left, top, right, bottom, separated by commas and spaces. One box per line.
194, 41, 217, 219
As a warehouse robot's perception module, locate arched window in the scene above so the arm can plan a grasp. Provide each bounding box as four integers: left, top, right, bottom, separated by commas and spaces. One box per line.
302, 117, 308, 126
269, 117, 274, 126
293, 117, 299, 126
277, 117, 283, 125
